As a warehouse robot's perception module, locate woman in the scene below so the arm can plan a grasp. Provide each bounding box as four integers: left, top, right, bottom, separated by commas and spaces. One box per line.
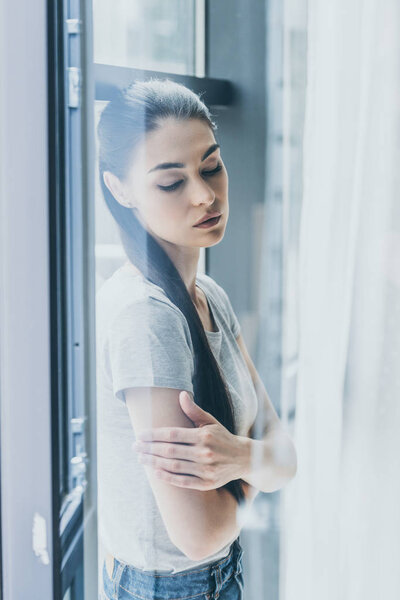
96, 78, 296, 599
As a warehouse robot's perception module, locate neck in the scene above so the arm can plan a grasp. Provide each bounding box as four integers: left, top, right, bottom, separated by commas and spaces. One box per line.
158, 239, 201, 304
123, 240, 202, 305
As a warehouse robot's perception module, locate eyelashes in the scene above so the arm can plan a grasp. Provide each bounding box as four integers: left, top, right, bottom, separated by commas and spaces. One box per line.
157, 163, 223, 193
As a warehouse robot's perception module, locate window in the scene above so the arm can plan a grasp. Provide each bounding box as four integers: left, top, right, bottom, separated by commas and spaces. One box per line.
93, 0, 200, 75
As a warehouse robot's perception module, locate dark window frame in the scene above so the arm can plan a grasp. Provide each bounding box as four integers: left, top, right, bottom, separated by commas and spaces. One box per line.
95, 63, 235, 107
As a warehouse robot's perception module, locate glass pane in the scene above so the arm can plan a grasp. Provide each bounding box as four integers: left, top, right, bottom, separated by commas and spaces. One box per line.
93, 0, 197, 74
93, 3, 206, 595
92, 2, 400, 600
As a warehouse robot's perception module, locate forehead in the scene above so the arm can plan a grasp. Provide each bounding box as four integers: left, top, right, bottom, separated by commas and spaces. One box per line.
132, 118, 217, 169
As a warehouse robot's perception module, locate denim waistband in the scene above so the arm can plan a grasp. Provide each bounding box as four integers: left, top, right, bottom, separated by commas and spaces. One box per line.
105, 538, 243, 600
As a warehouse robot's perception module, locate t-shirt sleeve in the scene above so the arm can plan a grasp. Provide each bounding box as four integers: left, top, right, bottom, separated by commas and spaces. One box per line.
106, 297, 195, 404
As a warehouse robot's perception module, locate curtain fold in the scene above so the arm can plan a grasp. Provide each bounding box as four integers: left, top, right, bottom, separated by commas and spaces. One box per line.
281, 1, 400, 598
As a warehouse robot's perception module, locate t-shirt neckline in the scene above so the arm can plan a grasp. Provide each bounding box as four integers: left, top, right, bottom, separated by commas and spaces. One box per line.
116, 266, 221, 336
195, 277, 221, 336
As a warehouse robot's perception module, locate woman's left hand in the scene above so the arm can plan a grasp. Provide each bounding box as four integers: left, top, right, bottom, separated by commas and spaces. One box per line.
132, 391, 251, 490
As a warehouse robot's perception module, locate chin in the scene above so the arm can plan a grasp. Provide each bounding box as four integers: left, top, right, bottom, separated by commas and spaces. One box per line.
202, 229, 226, 248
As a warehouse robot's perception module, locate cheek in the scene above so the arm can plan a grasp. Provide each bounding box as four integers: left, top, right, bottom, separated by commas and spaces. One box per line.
144, 195, 183, 228
216, 171, 228, 195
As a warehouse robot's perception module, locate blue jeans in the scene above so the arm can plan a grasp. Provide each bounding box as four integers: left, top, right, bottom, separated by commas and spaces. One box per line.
101, 538, 244, 600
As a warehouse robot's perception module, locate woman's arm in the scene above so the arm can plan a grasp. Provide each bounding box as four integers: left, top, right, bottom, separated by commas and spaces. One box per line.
126, 386, 255, 561
235, 333, 298, 492
133, 369, 297, 497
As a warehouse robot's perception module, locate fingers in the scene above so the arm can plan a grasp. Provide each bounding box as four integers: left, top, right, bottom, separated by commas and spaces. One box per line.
151, 467, 215, 490
136, 427, 198, 444
134, 441, 210, 463
138, 453, 205, 478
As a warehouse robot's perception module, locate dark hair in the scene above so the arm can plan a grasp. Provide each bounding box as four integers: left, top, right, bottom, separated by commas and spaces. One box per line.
97, 78, 245, 504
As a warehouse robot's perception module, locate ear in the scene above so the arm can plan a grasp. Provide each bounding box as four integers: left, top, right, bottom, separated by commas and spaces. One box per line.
103, 171, 134, 209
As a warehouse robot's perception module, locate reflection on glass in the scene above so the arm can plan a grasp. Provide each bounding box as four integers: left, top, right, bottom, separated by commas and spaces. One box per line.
93, 0, 196, 74
91, 1, 400, 599
94, 76, 297, 599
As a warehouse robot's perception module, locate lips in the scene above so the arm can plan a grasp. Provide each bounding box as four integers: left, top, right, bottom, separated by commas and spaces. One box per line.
193, 211, 222, 226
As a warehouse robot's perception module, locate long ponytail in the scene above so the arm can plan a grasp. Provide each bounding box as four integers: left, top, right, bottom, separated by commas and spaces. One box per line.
97, 78, 245, 504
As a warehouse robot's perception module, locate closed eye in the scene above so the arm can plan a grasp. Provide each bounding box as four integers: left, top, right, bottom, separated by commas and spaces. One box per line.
157, 163, 223, 193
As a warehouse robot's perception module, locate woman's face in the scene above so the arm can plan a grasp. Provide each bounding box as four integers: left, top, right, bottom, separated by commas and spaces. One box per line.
115, 117, 229, 249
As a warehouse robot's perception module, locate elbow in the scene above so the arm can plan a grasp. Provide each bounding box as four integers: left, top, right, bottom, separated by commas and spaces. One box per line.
183, 546, 213, 562
172, 538, 217, 562
170, 528, 226, 562
165, 491, 238, 561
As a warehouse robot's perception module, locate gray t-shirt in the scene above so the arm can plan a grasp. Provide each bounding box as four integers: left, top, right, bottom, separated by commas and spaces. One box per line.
96, 266, 258, 573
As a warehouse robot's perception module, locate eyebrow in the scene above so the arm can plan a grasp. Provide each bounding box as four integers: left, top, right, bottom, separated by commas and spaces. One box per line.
147, 143, 220, 174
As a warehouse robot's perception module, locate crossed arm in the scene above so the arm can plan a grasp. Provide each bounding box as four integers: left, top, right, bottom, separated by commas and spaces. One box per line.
232, 333, 298, 493
126, 332, 297, 560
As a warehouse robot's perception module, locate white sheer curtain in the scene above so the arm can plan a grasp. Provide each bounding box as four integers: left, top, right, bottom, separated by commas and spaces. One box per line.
281, 1, 400, 599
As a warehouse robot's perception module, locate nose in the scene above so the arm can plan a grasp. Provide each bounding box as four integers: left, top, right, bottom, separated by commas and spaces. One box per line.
190, 177, 216, 206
